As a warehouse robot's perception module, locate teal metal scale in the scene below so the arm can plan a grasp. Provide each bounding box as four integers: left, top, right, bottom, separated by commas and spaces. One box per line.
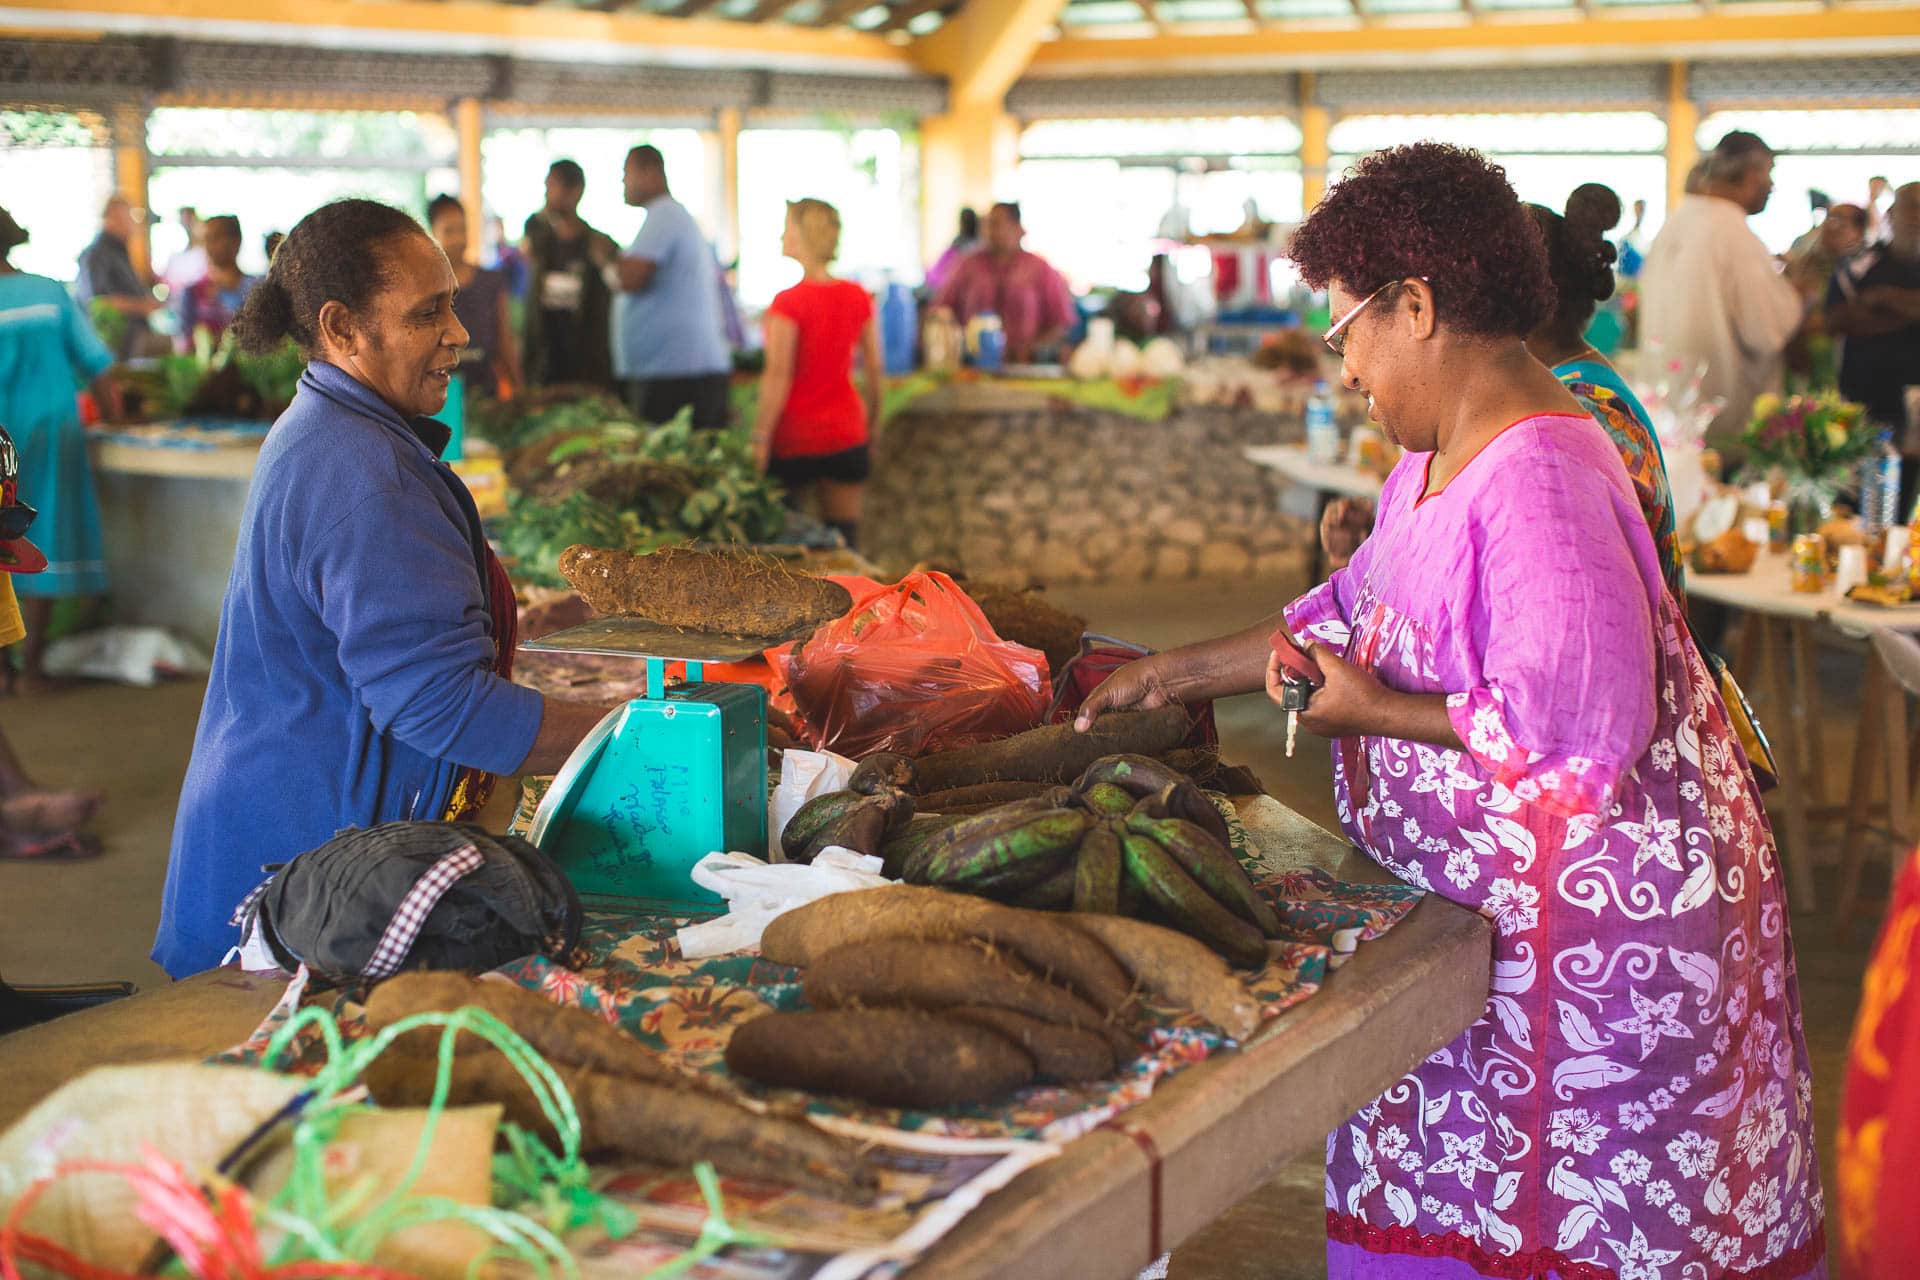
520, 617, 785, 913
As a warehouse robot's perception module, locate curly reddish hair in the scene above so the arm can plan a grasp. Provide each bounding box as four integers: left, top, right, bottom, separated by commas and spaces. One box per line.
1289, 143, 1553, 339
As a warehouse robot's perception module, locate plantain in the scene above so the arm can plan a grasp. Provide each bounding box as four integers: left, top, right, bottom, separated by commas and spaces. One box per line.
1075, 753, 1192, 801
925, 810, 1094, 888
1072, 822, 1124, 915
1135, 781, 1235, 851
850, 752, 917, 796
901, 798, 1063, 884
800, 797, 889, 863
1127, 814, 1281, 937
1120, 833, 1268, 969
781, 790, 865, 859
879, 813, 967, 880
1075, 782, 1136, 819
975, 856, 1076, 909
1022, 863, 1078, 911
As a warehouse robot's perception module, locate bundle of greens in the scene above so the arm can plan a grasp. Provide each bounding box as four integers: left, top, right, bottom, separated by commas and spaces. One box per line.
485, 396, 789, 587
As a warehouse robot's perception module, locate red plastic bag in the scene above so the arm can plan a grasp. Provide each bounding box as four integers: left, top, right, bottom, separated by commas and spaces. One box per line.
781, 572, 1050, 758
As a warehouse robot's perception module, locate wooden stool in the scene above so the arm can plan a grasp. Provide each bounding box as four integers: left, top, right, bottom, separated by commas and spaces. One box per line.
1837, 628, 1920, 942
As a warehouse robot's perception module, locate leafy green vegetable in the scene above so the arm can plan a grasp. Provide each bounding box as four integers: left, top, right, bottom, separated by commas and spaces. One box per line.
485, 395, 790, 585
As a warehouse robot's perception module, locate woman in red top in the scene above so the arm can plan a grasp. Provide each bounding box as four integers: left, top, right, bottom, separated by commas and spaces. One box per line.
751, 199, 884, 549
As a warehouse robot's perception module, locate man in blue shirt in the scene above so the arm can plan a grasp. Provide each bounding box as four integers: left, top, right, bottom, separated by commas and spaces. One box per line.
612, 146, 733, 428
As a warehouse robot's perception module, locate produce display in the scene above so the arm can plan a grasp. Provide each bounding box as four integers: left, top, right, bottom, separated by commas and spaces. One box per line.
773, 742, 1278, 970
117, 337, 306, 422
475, 391, 789, 589
360, 972, 879, 1201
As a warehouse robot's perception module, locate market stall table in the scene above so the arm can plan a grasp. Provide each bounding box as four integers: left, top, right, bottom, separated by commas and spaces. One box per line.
0, 802, 1490, 1279
1241, 444, 1383, 583
89, 422, 269, 650
1688, 553, 1920, 916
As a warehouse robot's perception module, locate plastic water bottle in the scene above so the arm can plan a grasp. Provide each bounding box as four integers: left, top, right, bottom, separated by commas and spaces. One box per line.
1305, 380, 1340, 463
881, 281, 917, 375
974, 313, 1005, 373
1861, 428, 1901, 542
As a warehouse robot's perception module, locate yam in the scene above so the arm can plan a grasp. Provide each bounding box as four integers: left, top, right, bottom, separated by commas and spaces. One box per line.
910, 708, 1192, 796
725, 1008, 1034, 1108
942, 1006, 1117, 1082
365, 973, 706, 1091
917, 781, 1059, 811
804, 938, 1110, 1038
362, 1047, 877, 1200
1061, 914, 1262, 1041
557, 544, 851, 637
761, 885, 1136, 1019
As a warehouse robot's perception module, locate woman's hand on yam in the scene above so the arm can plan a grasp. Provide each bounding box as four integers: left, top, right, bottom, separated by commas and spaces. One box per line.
1073, 656, 1183, 732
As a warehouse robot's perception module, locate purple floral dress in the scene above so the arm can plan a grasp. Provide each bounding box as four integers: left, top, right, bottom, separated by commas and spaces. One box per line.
1285, 414, 1825, 1280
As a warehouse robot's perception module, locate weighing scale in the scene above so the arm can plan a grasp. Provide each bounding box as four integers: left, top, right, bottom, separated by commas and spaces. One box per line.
521, 615, 805, 913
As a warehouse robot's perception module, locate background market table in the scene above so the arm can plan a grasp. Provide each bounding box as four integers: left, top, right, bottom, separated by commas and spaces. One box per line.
1689, 554, 1920, 915
0, 803, 1492, 1279
1242, 444, 1384, 583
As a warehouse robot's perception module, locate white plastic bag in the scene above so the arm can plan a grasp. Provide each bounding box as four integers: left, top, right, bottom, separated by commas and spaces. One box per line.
675, 849, 890, 958
768, 748, 857, 858
40, 625, 211, 687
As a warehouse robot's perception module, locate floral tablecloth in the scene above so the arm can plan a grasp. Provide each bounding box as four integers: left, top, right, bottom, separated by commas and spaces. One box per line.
229, 795, 1422, 1145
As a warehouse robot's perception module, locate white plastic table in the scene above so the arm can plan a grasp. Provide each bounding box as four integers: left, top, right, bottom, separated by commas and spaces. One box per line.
1689, 555, 1920, 913
1242, 444, 1384, 581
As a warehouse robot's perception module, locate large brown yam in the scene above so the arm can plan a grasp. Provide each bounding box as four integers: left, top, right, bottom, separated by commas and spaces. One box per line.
362, 1047, 877, 1200
365, 973, 707, 1091
909, 708, 1192, 795
942, 1006, 1118, 1082
1061, 914, 1262, 1041
725, 1009, 1034, 1108
804, 938, 1111, 1035
557, 543, 851, 635
761, 885, 1135, 1019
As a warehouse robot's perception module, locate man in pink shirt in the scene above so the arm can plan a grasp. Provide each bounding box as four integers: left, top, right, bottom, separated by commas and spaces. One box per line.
933, 202, 1076, 364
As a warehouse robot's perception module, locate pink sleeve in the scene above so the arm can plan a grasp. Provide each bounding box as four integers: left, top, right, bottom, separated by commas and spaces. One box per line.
1444, 438, 1658, 819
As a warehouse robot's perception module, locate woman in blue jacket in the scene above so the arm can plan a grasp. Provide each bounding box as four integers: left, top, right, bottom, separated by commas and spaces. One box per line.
155, 199, 611, 977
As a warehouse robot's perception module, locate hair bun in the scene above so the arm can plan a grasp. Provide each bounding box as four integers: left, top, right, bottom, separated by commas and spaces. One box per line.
1564, 183, 1623, 240
233, 275, 295, 354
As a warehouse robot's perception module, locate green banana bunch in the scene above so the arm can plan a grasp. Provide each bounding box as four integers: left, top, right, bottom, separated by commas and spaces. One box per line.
901, 754, 1281, 969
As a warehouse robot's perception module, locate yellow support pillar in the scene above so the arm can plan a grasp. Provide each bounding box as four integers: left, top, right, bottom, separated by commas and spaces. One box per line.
1666, 61, 1697, 214
912, 0, 1069, 269
455, 97, 484, 262
1300, 72, 1330, 212
111, 103, 150, 279
717, 106, 742, 265
920, 106, 1020, 267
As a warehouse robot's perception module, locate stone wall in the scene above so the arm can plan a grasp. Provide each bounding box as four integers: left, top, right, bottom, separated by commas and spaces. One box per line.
864, 385, 1313, 585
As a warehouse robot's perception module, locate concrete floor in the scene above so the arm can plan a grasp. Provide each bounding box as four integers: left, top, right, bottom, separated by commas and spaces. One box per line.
1, 572, 1883, 1278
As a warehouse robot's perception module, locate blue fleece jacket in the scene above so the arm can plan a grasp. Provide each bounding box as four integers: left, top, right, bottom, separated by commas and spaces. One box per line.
154, 361, 544, 977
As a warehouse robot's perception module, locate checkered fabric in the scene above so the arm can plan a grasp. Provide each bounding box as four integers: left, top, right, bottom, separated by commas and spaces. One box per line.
362, 843, 485, 979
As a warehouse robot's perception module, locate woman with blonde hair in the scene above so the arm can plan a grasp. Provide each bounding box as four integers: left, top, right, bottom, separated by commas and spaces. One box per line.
751, 198, 884, 549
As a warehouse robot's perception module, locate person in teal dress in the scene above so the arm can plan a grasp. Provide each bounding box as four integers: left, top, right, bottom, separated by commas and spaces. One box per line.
0, 207, 119, 690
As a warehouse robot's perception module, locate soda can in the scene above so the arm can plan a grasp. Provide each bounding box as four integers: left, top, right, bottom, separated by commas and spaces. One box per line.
1790, 533, 1827, 593
1767, 501, 1789, 550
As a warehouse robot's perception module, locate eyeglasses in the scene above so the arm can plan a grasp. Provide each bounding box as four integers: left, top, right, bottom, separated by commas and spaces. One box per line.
1322, 277, 1428, 356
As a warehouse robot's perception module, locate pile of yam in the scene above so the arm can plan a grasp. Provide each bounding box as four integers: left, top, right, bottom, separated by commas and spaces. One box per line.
724, 884, 1264, 1110
360, 972, 878, 1200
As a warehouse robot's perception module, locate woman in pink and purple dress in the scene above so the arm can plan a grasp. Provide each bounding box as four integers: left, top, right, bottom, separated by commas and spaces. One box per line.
1078, 144, 1824, 1280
